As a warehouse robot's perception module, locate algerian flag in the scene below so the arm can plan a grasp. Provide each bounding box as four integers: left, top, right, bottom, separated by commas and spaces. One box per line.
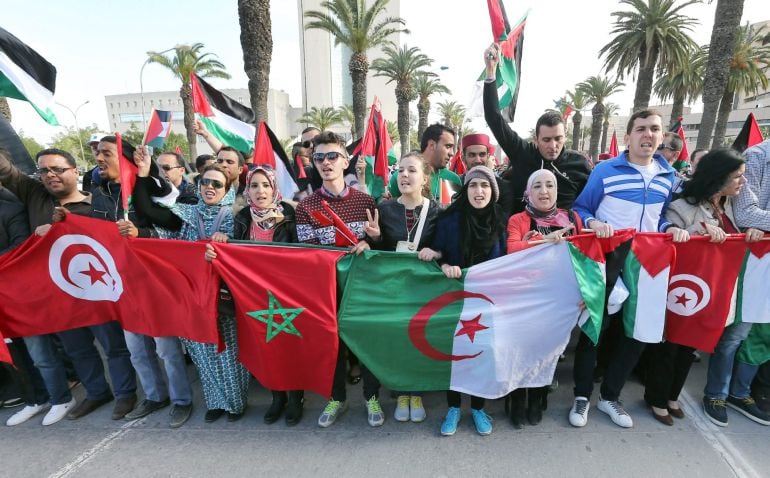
191, 73, 254, 154
338, 241, 604, 399
737, 323, 770, 366
0, 27, 58, 125
735, 241, 770, 324
622, 234, 675, 343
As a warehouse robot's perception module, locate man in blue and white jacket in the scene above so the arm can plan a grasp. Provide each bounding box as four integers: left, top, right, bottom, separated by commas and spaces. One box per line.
569, 109, 689, 429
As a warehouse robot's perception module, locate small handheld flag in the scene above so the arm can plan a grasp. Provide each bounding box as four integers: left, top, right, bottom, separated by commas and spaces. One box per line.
143, 108, 173, 149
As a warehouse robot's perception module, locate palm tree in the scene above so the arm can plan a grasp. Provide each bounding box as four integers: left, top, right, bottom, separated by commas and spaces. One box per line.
238, 0, 272, 123
385, 120, 399, 146
577, 75, 625, 160
436, 100, 465, 133
712, 23, 770, 147
337, 104, 356, 138
413, 72, 450, 142
600, 0, 698, 112
371, 43, 434, 153
600, 102, 621, 153
653, 45, 706, 127
567, 89, 588, 151
304, 0, 408, 139
146, 43, 230, 159
296, 106, 343, 131
696, 0, 746, 149
0, 97, 10, 121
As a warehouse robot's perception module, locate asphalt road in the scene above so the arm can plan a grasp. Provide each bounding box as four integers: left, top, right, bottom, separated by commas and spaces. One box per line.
0, 348, 768, 478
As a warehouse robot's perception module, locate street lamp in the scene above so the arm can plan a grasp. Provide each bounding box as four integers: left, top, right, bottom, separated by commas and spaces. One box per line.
56, 100, 89, 162
140, 44, 188, 133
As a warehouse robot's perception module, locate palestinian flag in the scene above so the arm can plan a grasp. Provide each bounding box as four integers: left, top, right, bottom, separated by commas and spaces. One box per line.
191, 73, 254, 154
359, 98, 397, 199
468, 2, 527, 121
737, 323, 770, 366
609, 131, 619, 157
338, 242, 603, 398
732, 112, 764, 153
0, 331, 12, 366
669, 118, 689, 172
621, 234, 675, 343
143, 109, 173, 149
568, 234, 610, 344
0, 27, 58, 125
253, 121, 300, 200
115, 132, 137, 214
735, 240, 770, 324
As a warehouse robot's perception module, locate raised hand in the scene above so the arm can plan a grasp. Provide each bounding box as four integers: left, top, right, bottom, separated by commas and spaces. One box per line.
484, 43, 500, 77
133, 145, 151, 177
364, 208, 381, 241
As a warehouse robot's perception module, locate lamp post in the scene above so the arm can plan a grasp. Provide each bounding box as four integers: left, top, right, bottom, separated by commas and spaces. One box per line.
56, 100, 89, 161
140, 45, 187, 133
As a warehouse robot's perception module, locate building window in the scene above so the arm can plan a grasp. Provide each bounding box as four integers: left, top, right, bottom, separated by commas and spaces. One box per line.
125, 102, 129, 107
134, 101, 138, 107
109, 102, 113, 108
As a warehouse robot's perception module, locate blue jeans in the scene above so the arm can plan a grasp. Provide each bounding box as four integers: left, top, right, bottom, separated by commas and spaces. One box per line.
732, 361, 760, 399
23, 334, 72, 406
704, 322, 753, 399
57, 322, 136, 400
124, 332, 192, 406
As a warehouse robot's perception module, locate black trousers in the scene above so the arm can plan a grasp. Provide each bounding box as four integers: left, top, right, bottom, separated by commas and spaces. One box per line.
1, 338, 48, 405
331, 339, 380, 402
446, 391, 485, 410
643, 341, 696, 408
753, 361, 770, 395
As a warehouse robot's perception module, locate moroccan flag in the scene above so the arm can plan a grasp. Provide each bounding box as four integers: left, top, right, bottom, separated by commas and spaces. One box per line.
621, 233, 675, 343
735, 240, 770, 324
191, 73, 255, 154
143, 108, 173, 149
359, 98, 397, 198
253, 120, 300, 199
732, 112, 764, 153
210, 242, 345, 398
339, 243, 600, 398
0, 214, 219, 344
115, 132, 137, 214
665, 238, 748, 352
0, 27, 58, 125
449, 149, 466, 175
609, 131, 619, 157
669, 118, 690, 171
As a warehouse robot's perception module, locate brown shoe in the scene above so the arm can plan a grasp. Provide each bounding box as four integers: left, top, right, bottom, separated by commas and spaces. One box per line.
112, 395, 137, 420
67, 396, 114, 420
651, 407, 674, 426
667, 406, 685, 419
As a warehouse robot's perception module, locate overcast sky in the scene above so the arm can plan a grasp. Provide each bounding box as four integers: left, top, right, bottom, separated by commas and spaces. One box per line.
4, 0, 767, 144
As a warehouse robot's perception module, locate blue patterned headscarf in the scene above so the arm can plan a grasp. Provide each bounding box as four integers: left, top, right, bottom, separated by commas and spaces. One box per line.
156, 185, 236, 241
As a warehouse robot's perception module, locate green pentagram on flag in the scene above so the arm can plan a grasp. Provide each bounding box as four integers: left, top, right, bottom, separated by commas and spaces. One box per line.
246, 291, 304, 343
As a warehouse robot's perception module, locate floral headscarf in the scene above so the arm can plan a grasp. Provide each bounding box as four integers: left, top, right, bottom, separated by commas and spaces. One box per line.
244, 165, 284, 232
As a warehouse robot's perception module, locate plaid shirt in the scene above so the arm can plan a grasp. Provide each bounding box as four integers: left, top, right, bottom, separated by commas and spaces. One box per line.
735, 139, 770, 231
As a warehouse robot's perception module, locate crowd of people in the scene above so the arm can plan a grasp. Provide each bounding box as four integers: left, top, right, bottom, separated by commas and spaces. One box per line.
1, 45, 769, 437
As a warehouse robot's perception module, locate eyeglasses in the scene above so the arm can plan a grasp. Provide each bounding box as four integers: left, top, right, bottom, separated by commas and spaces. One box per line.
200, 178, 225, 189
160, 165, 182, 171
36, 166, 75, 176
312, 151, 346, 163
657, 144, 672, 151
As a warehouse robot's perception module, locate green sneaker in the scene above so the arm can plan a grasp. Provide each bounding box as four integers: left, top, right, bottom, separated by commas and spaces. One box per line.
366, 396, 384, 427
317, 400, 347, 428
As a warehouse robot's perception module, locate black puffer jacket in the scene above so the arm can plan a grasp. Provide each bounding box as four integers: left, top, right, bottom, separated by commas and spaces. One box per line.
233, 201, 298, 244
0, 187, 30, 255
484, 81, 591, 213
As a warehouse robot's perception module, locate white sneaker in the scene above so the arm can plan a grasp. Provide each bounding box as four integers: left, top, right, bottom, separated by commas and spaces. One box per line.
409, 396, 426, 422
42, 398, 77, 426
597, 397, 633, 428
6, 404, 49, 426
394, 395, 410, 422
569, 397, 590, 427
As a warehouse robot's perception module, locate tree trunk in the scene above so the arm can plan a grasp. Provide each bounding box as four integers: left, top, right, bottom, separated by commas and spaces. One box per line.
350, 53, 369, 139
238, 0, 272, 124
589, 103, 604, 160
397, 98, 410, 155
670, 90, 685, 128
601, 119, 609, 153
712, 85, 735, 148
181, 84, 197, 160
0, 97, 10, 122
572, 111, 582, 150
697, 0, 745, 149
417, 97, 429, 141
633, 45, 659, 112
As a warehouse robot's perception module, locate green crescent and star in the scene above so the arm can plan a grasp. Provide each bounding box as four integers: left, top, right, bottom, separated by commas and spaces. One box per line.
246, 290, 305, 343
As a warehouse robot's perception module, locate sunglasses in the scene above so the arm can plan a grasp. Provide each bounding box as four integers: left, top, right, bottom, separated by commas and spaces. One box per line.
200, 178, 225, 189
301, 140, 313, 149
160, 165, 182, 171
312, 151, 346, 163
36, 166, 75, 176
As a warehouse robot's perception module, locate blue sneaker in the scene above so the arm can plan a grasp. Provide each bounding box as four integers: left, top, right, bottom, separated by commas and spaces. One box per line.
440, 407, 461, 436
471, 408, 493, 435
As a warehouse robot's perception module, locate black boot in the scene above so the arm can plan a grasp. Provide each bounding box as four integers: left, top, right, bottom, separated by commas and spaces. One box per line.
264, 391, 287, 424
506, 389, 526, 429
285, 390, 304, 426
527, 387, 545, 426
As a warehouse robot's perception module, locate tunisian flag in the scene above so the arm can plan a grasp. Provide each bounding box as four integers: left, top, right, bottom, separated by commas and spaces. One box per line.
665, 238, 747, 352
211, 242, 345, 397
0, 214, 219, 344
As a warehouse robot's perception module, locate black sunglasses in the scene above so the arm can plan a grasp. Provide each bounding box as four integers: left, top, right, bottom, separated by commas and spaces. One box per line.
200, 178, 225, 189
160, 165, 182, 171
312, 151, 345, 163
301, 140, 313, 149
